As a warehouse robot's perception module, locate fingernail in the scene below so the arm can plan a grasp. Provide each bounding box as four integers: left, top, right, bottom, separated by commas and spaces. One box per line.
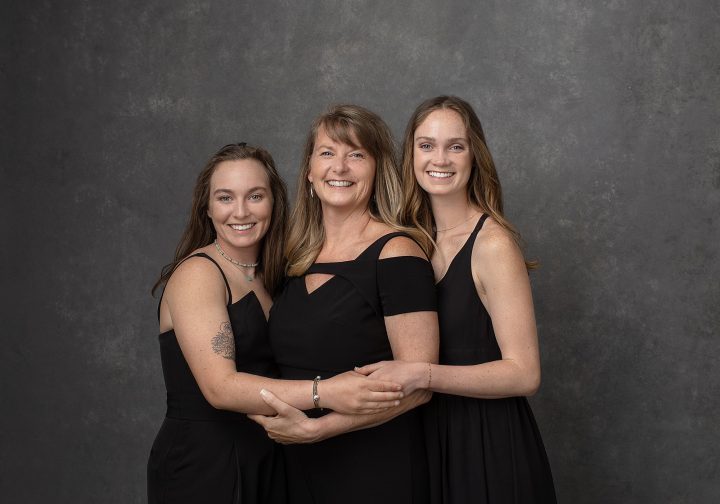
260, 389, 268, 397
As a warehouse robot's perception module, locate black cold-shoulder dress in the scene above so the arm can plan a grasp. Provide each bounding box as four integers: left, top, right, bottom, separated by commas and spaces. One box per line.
147, 253, 286, 504
424, 215, 556, 503
268, 233, 437, 504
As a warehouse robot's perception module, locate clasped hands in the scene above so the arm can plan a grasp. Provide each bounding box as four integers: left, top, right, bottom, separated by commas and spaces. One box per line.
248, 361, 426, 444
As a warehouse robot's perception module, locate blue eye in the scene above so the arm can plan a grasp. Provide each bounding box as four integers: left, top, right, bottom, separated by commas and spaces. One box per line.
319, 151, 333, 157
349, 152, 365, 159
418, 143, 432, 151
450, 144, 465, 151
218, 195, 232, 203
249, 193, 263, 202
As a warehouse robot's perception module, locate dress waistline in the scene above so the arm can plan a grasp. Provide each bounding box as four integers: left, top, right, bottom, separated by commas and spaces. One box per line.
165, 392, 245, 421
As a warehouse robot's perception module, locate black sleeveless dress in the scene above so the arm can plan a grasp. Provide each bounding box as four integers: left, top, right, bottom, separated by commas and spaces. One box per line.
268, 233, 437, 504
424, 215, 556, 503
147, 253, 286, 504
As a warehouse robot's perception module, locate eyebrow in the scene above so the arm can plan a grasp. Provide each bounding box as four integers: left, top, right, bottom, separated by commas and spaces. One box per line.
415, 136, 468, 143
213, 186, 268, 195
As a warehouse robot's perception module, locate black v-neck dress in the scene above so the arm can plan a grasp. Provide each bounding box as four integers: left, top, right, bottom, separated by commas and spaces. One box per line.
147, 253, 286, 504
424, 215, 556, 503
268, 233, 437, 504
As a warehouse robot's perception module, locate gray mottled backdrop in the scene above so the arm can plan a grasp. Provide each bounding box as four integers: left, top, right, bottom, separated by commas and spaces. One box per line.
2, 0, 718, 502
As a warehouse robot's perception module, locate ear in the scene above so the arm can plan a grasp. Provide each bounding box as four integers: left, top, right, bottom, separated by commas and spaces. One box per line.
307, 173, 314, 183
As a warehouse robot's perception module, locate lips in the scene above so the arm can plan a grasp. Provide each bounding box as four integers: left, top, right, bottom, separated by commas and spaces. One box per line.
427, 171, 454, 178
230, 223, 255, 231
327, 180, 353, 187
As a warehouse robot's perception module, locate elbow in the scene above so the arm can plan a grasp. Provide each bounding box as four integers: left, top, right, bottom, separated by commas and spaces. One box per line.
201, 383, 228, 410
522, 368, 541, 397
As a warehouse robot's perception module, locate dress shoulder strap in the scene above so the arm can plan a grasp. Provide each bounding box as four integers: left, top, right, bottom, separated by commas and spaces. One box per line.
360, 231, 411, 261
456, 214, 490, 263
470, 214, 489, 241
156, 252, 232, 321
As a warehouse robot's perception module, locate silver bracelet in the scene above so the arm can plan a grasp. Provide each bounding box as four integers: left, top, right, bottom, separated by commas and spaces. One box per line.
313, 375, 322, 409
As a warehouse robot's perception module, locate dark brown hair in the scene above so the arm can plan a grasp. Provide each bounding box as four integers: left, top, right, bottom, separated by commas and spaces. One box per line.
152, 143, 288, 296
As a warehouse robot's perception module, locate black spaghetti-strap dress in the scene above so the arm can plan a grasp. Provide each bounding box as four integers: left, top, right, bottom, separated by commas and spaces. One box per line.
424, 215, 556, 503
147, 253, 286, 504
268, 233, 437, 504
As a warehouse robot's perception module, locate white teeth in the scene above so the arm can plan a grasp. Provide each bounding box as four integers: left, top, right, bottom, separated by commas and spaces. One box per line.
327, 180, 353, 187
428, 171, 454, 178
230, 223, 254, 231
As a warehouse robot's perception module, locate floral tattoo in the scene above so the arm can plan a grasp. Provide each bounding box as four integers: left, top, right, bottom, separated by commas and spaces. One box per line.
211, 321, 235, 360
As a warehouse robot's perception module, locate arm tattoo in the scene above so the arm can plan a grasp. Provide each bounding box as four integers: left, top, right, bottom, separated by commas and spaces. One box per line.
211, 321, 235, 360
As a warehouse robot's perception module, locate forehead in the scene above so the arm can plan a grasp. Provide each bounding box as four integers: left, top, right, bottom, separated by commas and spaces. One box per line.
315, 123, 362, 149
415, 109, 467, 139
210, 159, 270, 189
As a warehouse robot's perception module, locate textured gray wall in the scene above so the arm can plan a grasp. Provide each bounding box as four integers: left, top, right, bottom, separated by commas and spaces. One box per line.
2, 0, 719, 502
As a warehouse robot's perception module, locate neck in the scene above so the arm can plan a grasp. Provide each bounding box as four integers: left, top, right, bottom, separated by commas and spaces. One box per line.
321, 205, 373, 246
215, 237, 260, 265
429, 192, 478, 232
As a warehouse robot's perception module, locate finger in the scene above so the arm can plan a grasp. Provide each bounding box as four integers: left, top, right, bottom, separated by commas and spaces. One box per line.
355, 401, 402, 414
259, 389, 295, 415
354, 362, 385, 375
368, 390, 404, 402
367, 380, 403, 392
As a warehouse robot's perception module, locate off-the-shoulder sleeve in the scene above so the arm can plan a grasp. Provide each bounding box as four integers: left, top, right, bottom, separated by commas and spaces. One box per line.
377, 256, 437, 316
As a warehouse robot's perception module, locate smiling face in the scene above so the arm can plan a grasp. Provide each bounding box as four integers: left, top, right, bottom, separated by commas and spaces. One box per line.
413, 109, 473, 198
307, 124, 376, 213
207, 159, 273, 256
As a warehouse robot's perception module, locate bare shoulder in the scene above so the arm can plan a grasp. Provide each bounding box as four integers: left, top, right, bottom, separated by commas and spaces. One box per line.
165, 252, 226, 296
471, 217, 525, 272
378, 234, 426, 260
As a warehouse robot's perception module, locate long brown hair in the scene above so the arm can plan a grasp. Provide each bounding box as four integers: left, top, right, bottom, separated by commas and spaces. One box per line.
401, 95, 536, 268
152, 143, 288, 296
286, 104, 427, 276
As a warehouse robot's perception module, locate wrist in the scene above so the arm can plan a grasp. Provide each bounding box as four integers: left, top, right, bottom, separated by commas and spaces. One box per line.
421, 362, 433, 391
312, 375, 323, 410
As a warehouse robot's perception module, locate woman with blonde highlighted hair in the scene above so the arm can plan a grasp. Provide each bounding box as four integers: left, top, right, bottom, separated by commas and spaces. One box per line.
356, 96, 557, 503
250, 105, 439, 503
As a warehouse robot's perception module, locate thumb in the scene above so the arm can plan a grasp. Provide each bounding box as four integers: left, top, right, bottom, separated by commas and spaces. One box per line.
259, 388, 294, 415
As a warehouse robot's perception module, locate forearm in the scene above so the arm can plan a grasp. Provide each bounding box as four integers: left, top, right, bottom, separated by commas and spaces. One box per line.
205, 373, 315, 415
311, 389, 431, 442
429, 359, 540, 398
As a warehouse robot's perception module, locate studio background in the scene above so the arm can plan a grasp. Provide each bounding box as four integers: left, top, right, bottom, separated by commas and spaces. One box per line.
2, 1, 718, 502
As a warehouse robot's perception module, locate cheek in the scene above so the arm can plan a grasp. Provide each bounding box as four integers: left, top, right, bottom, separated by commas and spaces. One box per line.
413, 156, 426, 180
259, 201, 274, 221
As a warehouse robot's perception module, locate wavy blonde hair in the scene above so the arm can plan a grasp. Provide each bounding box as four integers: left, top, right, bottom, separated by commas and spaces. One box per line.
286, 104, 427, 276
401, 96, 536, 269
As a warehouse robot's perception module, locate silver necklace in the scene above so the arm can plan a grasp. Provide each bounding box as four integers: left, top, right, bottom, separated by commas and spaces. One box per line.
435, 212, 480, 233
214, 240, 258, 281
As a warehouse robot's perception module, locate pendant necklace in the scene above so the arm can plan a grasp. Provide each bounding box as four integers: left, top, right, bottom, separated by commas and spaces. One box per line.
214, 240, 258, 282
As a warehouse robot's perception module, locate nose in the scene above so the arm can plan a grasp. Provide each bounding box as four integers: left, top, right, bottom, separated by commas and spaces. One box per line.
432, 148, 450, 167
333, 157, 351, 174
234, 199, 251, 218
